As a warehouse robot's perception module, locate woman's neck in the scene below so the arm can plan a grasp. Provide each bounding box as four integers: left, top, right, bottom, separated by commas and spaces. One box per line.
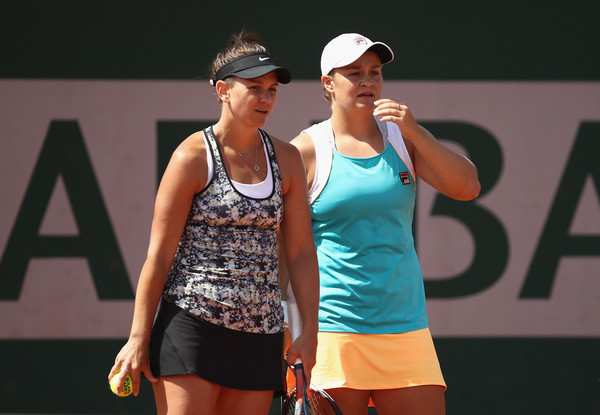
213, 119, 260, 153
330, 107, 384, 156
330, 106, 380, 142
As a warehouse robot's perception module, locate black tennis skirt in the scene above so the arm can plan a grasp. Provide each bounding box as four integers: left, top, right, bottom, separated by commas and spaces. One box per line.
149, 300, 285, 393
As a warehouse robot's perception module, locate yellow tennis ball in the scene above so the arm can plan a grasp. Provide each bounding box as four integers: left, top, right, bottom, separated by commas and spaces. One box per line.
109, 371, 133, 397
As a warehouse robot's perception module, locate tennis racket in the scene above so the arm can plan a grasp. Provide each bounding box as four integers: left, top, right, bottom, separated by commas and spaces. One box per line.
282, 362, 343, 415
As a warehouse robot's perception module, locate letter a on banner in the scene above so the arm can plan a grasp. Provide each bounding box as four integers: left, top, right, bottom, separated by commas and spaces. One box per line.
521, 122, 600, 298
0, 120, 133, 300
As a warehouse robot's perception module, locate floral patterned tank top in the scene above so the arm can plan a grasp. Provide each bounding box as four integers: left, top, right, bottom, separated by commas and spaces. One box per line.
162, 126, 284, 334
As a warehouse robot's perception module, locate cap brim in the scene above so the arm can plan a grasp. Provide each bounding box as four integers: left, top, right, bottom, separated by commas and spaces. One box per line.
234, 66, 292, 84
321, 39, 395, 75
369, 43, 394, 65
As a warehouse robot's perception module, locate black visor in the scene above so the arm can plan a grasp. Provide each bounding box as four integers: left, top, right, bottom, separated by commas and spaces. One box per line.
210, 52, 292, 86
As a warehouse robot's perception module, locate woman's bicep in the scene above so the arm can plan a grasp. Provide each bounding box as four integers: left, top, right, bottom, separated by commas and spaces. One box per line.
290, 132, 316, 189
280, 153, 315, 260
146, 147, 203, 261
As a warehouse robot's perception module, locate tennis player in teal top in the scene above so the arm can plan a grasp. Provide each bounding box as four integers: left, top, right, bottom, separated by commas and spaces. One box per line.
291, 33, 481, 415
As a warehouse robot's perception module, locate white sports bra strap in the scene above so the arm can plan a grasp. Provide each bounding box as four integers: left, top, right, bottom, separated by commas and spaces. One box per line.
303, 119, 334, 204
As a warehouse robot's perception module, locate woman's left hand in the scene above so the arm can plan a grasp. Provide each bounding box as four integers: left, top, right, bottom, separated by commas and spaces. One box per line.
285, 330, 318, 386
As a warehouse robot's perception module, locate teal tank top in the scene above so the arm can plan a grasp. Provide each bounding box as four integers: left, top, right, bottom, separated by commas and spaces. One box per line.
309, 121, 428, 334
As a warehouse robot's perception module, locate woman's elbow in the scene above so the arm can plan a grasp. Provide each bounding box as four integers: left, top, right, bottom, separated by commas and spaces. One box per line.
455, 178, 481, 201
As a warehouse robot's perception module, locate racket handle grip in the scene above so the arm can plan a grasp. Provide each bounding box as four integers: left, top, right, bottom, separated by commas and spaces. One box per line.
295, 363, 305, 388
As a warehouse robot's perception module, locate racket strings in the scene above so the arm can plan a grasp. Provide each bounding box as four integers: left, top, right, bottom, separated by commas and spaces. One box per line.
307, 389, 340, 415
282, 363, 342, 415
283, 388, 340, 415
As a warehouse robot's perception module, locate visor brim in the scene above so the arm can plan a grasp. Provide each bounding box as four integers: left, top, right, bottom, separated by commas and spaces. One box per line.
232, 66, 292, 84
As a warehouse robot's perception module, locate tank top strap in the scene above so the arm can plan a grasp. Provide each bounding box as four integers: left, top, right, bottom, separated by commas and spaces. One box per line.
258, 128, 282, 190
203, 125, 226, 182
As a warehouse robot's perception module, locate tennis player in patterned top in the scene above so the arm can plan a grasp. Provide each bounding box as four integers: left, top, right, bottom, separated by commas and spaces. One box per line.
109, 30, 319, 414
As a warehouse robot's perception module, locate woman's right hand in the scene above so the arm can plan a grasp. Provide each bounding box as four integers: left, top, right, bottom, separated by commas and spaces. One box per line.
108, 337, 158, 397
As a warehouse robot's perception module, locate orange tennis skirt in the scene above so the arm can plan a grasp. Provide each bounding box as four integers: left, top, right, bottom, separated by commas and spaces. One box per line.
310, 328, 446, 391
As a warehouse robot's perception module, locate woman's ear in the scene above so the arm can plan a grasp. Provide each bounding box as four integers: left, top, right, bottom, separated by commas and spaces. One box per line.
322, 74, 335, 93
215, 80, 230, 103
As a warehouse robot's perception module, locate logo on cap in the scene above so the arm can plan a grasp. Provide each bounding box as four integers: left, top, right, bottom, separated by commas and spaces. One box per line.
259, 56, 269, 61
353, 36, 367, 45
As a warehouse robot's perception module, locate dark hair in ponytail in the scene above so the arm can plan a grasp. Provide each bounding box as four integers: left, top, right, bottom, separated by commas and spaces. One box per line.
209, 30, 267, 83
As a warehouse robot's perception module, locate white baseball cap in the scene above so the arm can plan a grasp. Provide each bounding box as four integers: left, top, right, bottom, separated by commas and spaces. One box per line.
320, 33, 394, 76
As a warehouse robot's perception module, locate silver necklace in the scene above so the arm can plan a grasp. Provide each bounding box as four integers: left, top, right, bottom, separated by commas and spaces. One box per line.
235, 135, 261, 172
